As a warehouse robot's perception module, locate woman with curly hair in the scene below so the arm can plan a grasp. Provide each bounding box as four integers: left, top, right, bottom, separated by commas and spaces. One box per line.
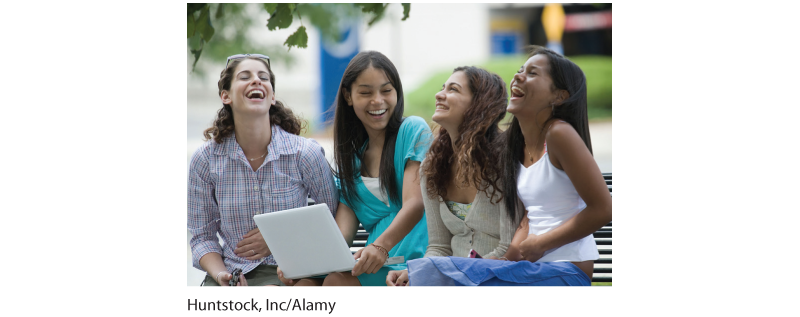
188, 54, 338, 286
403, 47, 610, 286
386, 66, 516, 286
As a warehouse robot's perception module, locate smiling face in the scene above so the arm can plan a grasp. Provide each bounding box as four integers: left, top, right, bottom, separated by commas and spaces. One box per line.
344, 66, 397, 136
220, 59, 276, 117
432, 71, 473, 132
508, 54, 561, 117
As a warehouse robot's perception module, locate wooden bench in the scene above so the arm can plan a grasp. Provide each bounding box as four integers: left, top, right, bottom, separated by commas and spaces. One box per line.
313, 173, 612, 283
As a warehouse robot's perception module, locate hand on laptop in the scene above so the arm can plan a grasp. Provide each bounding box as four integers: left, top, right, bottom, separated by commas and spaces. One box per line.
351, 244, 388, 276
386, 269, 409, 286
276, 267, 299, 286
235, 228, 272, 260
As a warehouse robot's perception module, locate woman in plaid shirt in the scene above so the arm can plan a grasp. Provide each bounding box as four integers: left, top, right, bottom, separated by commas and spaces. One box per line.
188, 55, 338, 286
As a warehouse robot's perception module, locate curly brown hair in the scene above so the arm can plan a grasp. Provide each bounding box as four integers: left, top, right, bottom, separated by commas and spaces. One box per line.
422, 66, 508, 203
203, 57, 305, 143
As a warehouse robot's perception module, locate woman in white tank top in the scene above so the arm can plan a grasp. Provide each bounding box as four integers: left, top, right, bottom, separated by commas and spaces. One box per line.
401, 49, 609, 286
501, 46, 612, 283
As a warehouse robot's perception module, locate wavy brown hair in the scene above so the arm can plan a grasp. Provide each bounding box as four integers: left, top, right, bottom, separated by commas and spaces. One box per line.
422, 66, 508, 204
203, 57, 305, 143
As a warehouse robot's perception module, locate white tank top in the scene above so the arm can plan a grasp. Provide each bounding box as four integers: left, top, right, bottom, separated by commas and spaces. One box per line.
517, 144, 599, 262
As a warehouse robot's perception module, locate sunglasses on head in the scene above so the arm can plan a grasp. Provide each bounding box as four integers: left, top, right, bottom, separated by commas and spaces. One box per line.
225, 54, 270, 70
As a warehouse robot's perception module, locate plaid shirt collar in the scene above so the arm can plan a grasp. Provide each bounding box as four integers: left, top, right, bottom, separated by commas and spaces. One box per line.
214, 124, 298, 162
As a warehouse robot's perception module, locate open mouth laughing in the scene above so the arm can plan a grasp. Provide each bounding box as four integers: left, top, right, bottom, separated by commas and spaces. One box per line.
510, 86, 525, 99
246, 89, 265, 100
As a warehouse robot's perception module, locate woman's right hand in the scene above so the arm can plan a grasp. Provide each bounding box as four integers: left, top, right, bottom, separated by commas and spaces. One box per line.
386, 269, 409, 286
276, 267, 299, 286
215, 271, 248, 286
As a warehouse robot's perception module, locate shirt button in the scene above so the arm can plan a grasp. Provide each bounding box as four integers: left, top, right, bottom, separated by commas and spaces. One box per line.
254, 185, 259, 191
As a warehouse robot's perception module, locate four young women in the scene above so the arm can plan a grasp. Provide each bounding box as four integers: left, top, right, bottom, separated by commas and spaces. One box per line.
188, 46, 611, 287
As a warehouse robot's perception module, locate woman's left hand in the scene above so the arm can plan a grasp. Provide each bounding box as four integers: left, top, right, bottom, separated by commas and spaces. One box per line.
235, 228, 271, 260
351, 245, 387, 276
519, 234, 545, 262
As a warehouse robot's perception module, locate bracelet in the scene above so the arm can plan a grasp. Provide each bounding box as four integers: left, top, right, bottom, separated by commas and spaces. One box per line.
216, 271, 228, 283
370, 243, 389, 258
499, 257, 509, 261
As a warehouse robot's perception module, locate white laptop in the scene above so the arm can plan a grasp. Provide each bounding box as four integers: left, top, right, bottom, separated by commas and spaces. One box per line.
253, 203, 402, 280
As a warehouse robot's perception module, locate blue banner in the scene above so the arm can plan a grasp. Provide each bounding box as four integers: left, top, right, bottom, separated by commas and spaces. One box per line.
318, 22, 360, 129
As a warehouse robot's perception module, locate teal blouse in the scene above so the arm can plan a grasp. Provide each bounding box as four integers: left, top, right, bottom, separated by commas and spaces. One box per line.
335, 116, 432, 286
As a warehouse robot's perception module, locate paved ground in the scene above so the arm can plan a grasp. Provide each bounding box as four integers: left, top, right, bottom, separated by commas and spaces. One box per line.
186, 95, 612, 285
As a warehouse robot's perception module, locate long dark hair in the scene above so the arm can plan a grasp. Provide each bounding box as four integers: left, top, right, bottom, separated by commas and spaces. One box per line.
203, 57, 305, 143
501, 45, 592, 224
333, 51, 405, 207
422, 66, 507, 204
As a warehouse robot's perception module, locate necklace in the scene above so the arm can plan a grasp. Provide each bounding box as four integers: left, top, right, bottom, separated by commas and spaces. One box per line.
248, 149, 269, 161
524, 142, 534, 163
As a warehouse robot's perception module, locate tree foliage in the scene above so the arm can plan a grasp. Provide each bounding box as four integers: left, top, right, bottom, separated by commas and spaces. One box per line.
187, 3, 411, 71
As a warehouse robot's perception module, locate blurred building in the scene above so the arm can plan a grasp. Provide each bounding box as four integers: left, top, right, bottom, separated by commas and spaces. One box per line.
489, 3, 612, 56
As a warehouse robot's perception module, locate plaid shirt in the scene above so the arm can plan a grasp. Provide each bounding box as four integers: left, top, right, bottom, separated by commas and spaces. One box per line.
188, 125, 338, 273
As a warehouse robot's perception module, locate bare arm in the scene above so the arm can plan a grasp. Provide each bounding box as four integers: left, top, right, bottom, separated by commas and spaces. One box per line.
199, 253, 231, 286
371, 160, 425, 250
504, 211, 529, 261
352, 160, 424, 276
520, 122, 611, 260
335, 202, 360, 247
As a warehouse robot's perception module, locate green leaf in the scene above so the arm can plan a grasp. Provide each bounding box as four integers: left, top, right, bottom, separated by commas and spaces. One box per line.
267, 3, 294, 30
189, 32, 203, 51
215, 3, 224, 19
284, 25, 308, 51
196, 6, 214, 41
366, 4, 387, 26
355, 3, 383, 14
264, 3, 277, 15
188, 33, 205, 71
187, 3, 206, 15
190, 47, 203, 72
401, 3, 410, 21
195, 7, 207, 38
187, 12, 196, 38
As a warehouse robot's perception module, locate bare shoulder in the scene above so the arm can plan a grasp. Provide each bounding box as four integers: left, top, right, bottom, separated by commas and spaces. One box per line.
544, 121, 582, 149
544, 121, 590, 170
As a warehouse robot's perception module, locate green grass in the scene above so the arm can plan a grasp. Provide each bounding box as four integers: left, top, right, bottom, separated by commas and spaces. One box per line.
404, 54, 612, 123
592, 282, 612, 286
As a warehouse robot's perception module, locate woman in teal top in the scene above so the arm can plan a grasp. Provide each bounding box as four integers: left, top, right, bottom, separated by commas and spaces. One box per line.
326, 51, 431, 286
